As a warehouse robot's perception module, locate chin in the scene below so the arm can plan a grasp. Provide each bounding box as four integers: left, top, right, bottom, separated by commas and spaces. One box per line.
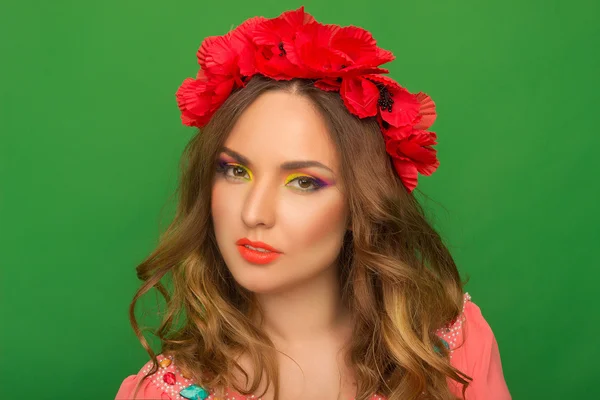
227, 264, 271, 290
227, 265, 292, 295
232, 274, 283, 294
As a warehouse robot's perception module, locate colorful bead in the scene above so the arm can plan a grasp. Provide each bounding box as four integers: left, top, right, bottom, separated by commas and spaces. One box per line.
433, 338, 450, 354
160, 358, 172, 368
142, 355, 197, 400
164, 371, 176, 385
180, 384, 209, 400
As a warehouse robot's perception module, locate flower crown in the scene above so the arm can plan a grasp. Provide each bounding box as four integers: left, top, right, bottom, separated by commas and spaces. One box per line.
176, 7, 439, 192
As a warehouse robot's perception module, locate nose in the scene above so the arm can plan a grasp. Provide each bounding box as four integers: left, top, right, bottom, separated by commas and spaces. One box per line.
241, 178, 276, 228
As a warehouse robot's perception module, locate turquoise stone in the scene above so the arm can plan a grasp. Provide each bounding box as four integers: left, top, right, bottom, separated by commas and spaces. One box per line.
180, 384, 209, 400
433, 338, 450, 353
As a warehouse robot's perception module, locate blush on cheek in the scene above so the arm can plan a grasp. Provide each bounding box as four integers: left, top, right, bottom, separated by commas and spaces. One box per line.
285, 194, 348, 253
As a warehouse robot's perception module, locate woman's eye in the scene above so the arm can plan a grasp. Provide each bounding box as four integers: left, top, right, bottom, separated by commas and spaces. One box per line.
286, 176, 324, 192
216, 162, 251, 180
225, 164, 250, 180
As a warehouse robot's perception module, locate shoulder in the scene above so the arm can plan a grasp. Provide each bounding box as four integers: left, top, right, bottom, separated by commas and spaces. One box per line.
115, 354, 213, 400
436, 293, 500, 362
436, 293, 512, 399
435, 293, 494, 357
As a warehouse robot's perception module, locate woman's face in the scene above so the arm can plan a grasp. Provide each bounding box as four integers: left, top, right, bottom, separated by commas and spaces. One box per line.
211, 90, 349, 294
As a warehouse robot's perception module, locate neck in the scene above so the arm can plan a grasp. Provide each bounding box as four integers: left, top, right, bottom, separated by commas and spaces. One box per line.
252, 265, 353, 346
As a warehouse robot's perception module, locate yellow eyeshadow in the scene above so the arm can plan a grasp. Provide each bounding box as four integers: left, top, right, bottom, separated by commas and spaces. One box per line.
284, 172, 310, 184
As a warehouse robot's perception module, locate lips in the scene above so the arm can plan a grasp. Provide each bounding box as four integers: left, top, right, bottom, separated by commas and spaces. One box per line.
235, 238, 282, 265
235, 238, 282, 253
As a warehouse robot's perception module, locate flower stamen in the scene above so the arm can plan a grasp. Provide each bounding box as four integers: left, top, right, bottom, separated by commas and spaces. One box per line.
377, 83, 394, 112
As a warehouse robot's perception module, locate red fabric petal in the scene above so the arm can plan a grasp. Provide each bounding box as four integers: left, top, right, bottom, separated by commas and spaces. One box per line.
196, 35, 238, 77
280, 6, 316, 26
366, 75, 420, 128
292, 22, 347, 76
331, 26, 378, 63
228, 16, 266, 76
212, 78, 236, 104
383, 125, 413, 141
382, 88, 421, 127
413, 92, 437, 130
391, 158, 419, 193
330, 26, 394, 69
364, 74, 401, 91
252, 7, 314, 50
338, 66, 390, 77
197, 17, 266, 80
314, 78, 341, 91
340, 77, 380, 118
251, 8, 316, 79
253, 43, 301, 80
176, 78, 212, 127
196, 36, 214, 70
385, 130, 440, 192
175, 76, 234, 128
253, 8, 311, 45
375, 47, 395, 64
386, 133, 439, 174
230, 16, 267, 45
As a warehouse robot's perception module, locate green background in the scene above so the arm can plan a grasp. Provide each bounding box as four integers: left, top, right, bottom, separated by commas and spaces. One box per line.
1, 0, 598, 398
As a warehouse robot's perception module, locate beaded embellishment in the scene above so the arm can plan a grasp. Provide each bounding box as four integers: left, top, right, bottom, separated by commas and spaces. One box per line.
435, 292, 471, 359
139, 354, 265, 400
138, 355, 207, 400
141, 293, 471, 399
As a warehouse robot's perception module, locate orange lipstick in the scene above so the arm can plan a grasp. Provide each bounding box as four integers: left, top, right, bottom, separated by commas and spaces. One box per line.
235, 238, 282, 265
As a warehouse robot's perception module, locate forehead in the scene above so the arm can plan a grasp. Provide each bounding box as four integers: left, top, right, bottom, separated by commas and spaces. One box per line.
223, 91, 339, 171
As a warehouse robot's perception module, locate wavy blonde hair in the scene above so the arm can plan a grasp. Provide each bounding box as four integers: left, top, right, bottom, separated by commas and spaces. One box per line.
128, 75, 472, 400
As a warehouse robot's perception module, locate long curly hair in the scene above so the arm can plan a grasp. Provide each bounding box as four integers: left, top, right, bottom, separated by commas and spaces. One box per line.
127, 75, 472, 400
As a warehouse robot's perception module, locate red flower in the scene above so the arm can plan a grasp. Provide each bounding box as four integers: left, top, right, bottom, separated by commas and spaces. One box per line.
197, 16, 265, 80
385, 129, 439, 192
289, 24, 392, 78
197, 35, 239, 78
365, 75, 422, 128
175, 72, 234, 127
228, 16, 267, 77
252, 7, 315, 79
287, 22, 344, 78
329, 26, 394, 74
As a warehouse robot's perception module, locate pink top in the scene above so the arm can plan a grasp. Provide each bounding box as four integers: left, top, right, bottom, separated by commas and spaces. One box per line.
115, 293, 511, 400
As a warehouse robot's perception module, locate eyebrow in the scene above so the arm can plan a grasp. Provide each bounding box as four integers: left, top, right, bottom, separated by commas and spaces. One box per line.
219, 146, 334, 174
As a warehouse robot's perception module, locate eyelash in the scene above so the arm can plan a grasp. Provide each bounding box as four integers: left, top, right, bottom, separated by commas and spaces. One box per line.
215, 161, 326, 192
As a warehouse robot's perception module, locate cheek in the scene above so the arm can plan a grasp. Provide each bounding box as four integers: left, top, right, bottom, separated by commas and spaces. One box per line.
282, 192, 348, 251
211, 182, 234, 234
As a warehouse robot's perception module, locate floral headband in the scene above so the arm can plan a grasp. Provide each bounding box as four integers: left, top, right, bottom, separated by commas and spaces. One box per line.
176, 7, 439, 192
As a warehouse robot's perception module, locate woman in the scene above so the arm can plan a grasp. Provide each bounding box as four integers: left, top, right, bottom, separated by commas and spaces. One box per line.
115, 7, 510, 400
